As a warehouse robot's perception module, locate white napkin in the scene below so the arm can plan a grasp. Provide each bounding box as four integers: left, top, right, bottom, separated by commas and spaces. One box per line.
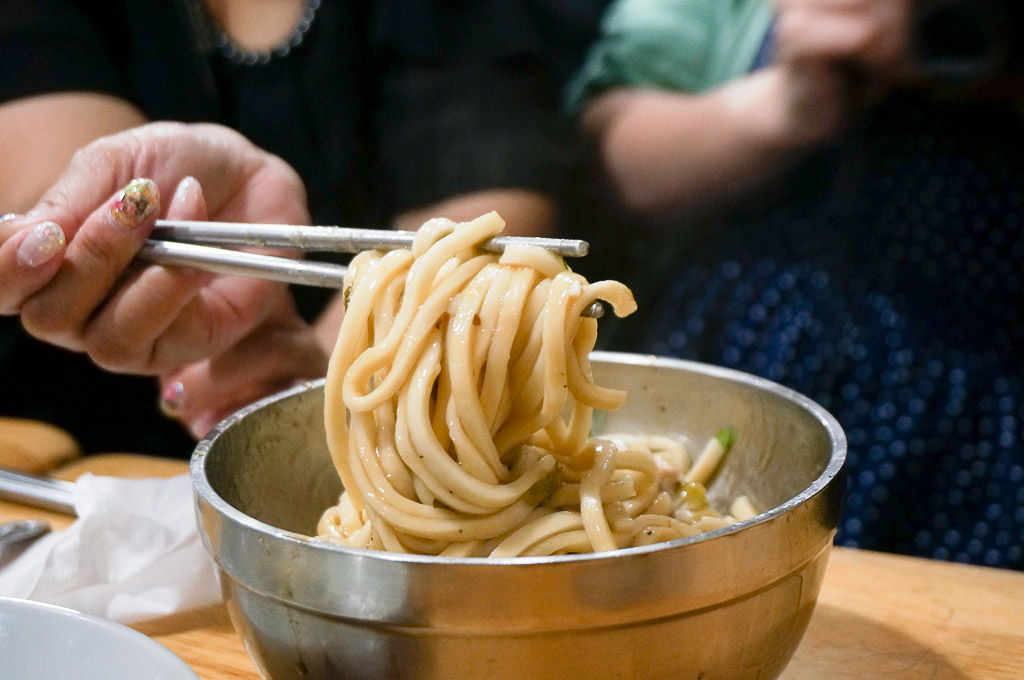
0, 473, 222, 624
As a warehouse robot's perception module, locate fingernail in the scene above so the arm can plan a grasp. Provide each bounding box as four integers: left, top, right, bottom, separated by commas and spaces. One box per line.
173, 176, 200, 204
16, 221, 66, 267
1, 213, 22, 224
190, 413, 220, 438
159, 380, 186, 417
108, 178, 159, 229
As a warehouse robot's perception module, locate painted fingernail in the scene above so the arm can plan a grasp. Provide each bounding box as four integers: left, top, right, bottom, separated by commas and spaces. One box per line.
1, 213, 22, 224
16, 221, 66, 267
108, 178, 159, 229
173, 176, 201, 204
159, 380, 186, 418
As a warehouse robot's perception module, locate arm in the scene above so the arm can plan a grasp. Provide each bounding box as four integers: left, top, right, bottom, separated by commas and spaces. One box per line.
582, 66, 846, 215
0, 92, 147, 212
581, 0, 914, 216
393, 188, 555, 237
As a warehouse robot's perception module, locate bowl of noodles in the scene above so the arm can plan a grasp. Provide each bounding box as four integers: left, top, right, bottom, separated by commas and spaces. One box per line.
191, 214, 846, 680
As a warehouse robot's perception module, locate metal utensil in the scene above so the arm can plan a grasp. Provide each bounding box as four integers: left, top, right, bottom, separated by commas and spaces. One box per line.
137, 240, 350, 288
138, 224, 606, 317
0, 467, 77, 516
0, 520, 51, 563
151, 220, 591, 258
0, 520, 50, 546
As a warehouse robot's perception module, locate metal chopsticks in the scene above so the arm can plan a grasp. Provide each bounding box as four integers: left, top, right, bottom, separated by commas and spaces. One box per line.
138, 240, 349, 288
150, 220, 590, 257
137, 221, 606, 317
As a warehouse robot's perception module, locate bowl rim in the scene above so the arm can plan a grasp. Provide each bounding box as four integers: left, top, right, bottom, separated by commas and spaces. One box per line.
191, 351, 847, 567
0, 596, 200, 679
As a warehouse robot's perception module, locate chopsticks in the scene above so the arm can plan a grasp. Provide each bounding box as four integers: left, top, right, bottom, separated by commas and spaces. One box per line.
138, 240, 349, 288
137, 221, 606, 317
150, 220, 591, 257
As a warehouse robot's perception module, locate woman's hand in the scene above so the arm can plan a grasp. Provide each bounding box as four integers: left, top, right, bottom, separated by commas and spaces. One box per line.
0, 121, 331, 435
1, 121, 306, 368
775, 0, 914, 76
769, 0, 916, 144
157, 299, 330, 439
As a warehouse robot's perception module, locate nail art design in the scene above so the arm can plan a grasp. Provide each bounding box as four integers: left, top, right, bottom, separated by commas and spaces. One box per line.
159, 380, 186, 418
16, 221, 66, 267
174, 176, 200, 204
109, 178, 159, 229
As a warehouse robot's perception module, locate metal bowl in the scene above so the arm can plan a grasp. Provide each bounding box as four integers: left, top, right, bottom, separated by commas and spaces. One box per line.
191, 352, 846, 680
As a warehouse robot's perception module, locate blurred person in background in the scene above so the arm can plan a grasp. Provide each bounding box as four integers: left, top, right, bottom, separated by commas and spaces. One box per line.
568, 0, 1024, 568
0, 0, 609, 457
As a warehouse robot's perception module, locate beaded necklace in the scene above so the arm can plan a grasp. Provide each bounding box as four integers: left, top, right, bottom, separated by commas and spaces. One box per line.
197, 0, 323, 66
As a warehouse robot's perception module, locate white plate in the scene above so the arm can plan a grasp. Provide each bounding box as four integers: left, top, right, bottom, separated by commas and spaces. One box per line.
0, 597, 199, 679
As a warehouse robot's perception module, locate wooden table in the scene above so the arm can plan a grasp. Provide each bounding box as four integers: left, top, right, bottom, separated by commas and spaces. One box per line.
2, 455, 1022, 680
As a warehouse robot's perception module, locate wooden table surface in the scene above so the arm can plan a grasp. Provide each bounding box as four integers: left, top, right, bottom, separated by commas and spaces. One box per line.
2, 454, 1022, 680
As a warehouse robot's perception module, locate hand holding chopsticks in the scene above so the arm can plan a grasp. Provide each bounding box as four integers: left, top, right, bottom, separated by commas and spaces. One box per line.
3, 122, 605, 439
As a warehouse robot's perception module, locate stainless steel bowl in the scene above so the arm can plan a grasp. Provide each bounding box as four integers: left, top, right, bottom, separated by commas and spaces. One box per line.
192, 352, 846, 680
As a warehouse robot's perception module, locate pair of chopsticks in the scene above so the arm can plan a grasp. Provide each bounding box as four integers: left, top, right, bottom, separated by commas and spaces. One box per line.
138, 221, 604, 317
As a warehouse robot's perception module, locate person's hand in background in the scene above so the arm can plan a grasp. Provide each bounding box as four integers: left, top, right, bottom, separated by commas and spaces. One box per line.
581, 0, 916, 215
769, 0, 915, 144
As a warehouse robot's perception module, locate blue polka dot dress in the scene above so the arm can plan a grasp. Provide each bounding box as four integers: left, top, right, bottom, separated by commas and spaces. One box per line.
633, 95, 1024, 569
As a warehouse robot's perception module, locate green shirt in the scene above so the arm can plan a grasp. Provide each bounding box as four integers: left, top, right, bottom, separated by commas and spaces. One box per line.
565, 0, 773, 114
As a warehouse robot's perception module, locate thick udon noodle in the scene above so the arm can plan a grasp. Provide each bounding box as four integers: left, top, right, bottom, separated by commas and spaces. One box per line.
317, 212, 755, 556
